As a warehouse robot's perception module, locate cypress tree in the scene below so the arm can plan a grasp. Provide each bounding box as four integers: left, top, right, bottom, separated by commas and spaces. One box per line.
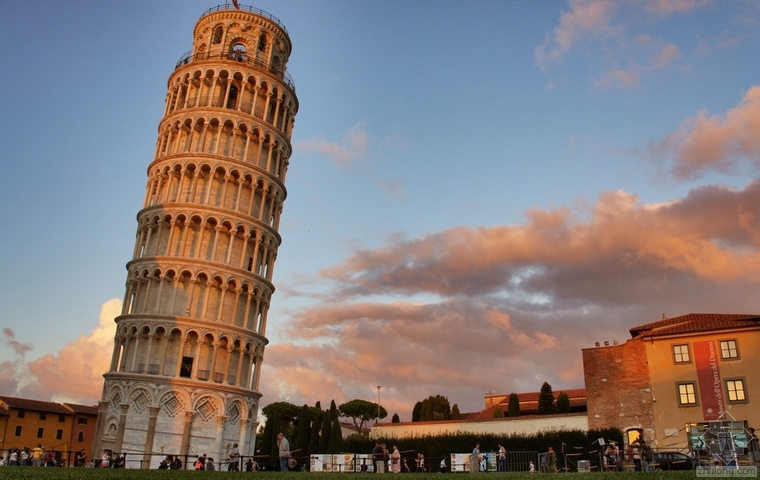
537, 381, 556, 415
507, 393, 521, 417
318, 408, 331, 453
308, 406, 321, 461
392, 413, 400, 423
260, 416, 274, 459
451, 404, 461, 420
557, 391, 571, 413
412, 401, 422, 422
327, 416, 343, 453
296, 404, 312, 456
268, 415, 281, 465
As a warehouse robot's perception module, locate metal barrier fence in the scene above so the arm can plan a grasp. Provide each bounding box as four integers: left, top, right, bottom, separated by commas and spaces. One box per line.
450, 451, 540, 473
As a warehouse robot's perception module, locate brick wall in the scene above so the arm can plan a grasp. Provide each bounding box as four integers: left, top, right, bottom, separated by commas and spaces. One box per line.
582, 338, 654, 436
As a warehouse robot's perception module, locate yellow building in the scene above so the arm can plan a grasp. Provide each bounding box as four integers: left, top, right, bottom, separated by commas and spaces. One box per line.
0, 396, 98, 466
636, 314, 760, 451
584, 313, 760, 453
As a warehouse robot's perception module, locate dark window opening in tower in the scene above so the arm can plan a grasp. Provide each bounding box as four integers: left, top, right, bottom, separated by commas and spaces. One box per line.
247, 256, 254, 271
227, 86, 238, 109
180, 356, 193, 377
212, 26, 223, 45
258, 34, 266, 52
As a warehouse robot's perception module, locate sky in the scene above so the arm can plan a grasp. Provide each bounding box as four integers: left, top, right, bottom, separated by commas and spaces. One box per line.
1, 0, 760, 421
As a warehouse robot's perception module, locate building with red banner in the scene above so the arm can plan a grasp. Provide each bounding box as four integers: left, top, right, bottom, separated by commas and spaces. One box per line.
583, 313, 760, 452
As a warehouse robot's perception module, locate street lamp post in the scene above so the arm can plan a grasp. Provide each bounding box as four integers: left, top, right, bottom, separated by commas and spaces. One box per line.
376, 386, 381, 422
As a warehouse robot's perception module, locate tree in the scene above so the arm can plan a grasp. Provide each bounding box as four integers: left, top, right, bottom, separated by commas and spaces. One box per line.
339, 399, 388, 433
451, 404, 461, 420
318, 407, 332, 453
537, 381, 556, 415
417, 395, 451, 421
391, 413, 400, 423
295, 404, 313, 456
308, 402, 322, 462
262, 401, 300, 437
327, 416, 343, 453
557, 391, 571, 413
259, 413, 274, 458
412, 402, 422, 422
507, 393, 521, 417
493, 408, 505, 418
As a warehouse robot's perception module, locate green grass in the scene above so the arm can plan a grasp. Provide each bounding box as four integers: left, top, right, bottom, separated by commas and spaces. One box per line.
0, 469, 701, 480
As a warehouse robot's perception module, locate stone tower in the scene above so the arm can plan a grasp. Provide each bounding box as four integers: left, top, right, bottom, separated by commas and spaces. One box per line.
92, 4, 298, 469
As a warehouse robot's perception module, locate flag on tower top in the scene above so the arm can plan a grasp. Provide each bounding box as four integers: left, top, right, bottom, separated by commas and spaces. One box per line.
232, 0, 240, 8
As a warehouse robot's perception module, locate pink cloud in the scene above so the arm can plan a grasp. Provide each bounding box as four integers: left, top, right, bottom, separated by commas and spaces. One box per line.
536, 0, 616, 67
654, 85, 760, 179
641, 0, 712, 16
295, 123, 368, 167
0, 300, 119, 404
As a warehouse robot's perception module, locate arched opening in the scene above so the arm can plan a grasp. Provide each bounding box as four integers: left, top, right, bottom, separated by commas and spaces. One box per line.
212, 26, 223, 45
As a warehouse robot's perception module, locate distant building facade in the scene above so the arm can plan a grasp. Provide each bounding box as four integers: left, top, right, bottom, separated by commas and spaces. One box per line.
583, 313, 760, 451
0, 396, 98, 466
92, 4, 298, 468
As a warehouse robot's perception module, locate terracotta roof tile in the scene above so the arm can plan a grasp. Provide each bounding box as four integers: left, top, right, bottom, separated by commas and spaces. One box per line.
0, 395, 73, 415
629, 313, 760, 339
63, 403, 99, 415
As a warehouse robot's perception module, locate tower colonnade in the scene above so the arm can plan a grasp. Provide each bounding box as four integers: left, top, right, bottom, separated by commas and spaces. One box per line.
93, 4, 298, 468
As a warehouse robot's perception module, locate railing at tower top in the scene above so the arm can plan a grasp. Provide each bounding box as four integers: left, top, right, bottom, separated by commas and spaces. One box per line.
200, 4, 288, 36
174, 50, 296, 92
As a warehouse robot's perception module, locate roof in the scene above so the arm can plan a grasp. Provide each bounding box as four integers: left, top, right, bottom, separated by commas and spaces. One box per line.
63, 403, 99, 415
0, 395, 74, 415
471, 388, 586, 421
629, 313, 760, 339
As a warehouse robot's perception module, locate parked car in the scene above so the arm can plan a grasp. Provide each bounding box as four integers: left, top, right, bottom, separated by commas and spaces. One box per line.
651, 452, 695, 470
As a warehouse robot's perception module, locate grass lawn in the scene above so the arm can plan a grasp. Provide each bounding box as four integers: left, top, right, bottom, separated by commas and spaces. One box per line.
0, 469, 700, 480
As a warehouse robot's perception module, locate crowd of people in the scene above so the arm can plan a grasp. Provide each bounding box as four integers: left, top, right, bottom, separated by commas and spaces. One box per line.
0, 444, 63, 467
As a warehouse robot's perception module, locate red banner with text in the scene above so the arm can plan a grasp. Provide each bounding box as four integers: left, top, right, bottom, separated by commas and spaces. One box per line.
693, 340, 725, 420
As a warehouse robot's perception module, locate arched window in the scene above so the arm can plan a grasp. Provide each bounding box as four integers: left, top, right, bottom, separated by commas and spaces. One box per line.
232, 44, 246, 62
77, 431, 85, 442
258, 34, 267, 52
212, 26, 223, 45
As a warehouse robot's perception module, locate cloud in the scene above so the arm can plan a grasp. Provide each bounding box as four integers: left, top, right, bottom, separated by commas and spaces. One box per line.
641, 0, 712, 16
3, 328, 33, 356
261, 179, 760, 415
536, 0, 616, 68
652, 85, 760, 179
295, 123, 368, 167
0, 299, 119, 404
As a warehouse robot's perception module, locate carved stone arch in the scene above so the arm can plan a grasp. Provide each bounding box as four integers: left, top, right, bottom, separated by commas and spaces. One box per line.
127, 386, 155, 414
195, 270, 210, 285
178, 268, 194, 285
193, 393, 223, 422
107, 385, 125, 411
224, 396, 247, 424
210, 273, 225, 290
184, 328, 201, 343
138, 323, 152, 338
220, 219, 234, 234
157, 388, 189, 418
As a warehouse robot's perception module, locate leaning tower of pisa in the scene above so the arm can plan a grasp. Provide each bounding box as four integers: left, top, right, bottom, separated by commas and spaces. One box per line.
92, 4, 298, 468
